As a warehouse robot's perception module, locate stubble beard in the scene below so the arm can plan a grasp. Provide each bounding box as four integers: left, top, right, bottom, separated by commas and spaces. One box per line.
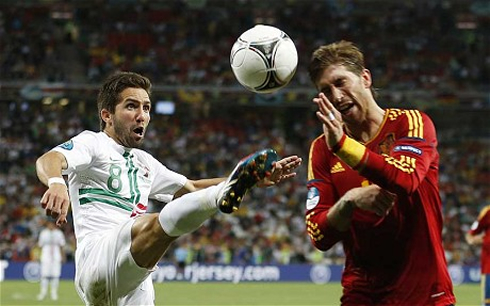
113, 118, 144, 148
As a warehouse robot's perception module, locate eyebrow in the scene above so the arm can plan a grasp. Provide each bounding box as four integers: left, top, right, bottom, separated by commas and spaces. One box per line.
125, 98, 151, 104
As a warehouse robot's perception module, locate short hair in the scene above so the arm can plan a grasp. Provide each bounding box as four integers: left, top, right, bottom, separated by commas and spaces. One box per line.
308, 40, 365, 85
97, 71, 152, 130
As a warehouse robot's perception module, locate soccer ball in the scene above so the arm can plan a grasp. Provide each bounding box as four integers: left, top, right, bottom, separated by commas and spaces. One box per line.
230, 24, 298, 94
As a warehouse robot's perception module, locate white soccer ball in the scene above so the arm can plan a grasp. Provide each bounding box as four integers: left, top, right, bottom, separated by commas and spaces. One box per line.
230, 24, 298, 94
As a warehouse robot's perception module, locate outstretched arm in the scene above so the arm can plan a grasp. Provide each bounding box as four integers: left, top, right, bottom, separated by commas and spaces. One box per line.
36, 151, 70, 225
174, 177, 227, 198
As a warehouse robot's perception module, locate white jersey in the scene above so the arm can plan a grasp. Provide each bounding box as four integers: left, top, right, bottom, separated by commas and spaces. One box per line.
38, 227, 66, 263
52, 131, 187, 245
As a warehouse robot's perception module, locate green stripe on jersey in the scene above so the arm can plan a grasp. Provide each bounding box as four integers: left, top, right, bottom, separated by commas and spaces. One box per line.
79, 188, 130, 201
124, 152, 141, 205
79, 197, 132, 212
79, 188, 133, 211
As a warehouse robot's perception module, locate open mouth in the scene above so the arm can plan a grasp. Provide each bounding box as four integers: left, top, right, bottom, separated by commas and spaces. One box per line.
337, 103, 354, 115
133, 127, 144, 136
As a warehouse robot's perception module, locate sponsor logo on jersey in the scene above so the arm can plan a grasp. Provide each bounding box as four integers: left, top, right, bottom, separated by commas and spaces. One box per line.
393, 145, 422, 155
58, 140, 74, 150
306, 187, 320, 210
330, 162, 345, 174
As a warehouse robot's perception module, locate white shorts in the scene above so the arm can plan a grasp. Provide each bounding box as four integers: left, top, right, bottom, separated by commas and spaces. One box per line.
40, 261, 62, 278
74, 218, 156, 306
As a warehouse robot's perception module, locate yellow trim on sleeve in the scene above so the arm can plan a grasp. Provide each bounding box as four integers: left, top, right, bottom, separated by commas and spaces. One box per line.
307, 135, 324, 181
335, 136, 366, 168
406, 110, 424, 138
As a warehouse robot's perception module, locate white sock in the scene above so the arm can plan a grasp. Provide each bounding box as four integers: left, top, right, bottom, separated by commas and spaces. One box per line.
50, 278, 59, 297
39, 277, 48, 296
158, 182, 223, 237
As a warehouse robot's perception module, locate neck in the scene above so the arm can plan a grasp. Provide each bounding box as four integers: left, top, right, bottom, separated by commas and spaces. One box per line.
346, 106, 386, 143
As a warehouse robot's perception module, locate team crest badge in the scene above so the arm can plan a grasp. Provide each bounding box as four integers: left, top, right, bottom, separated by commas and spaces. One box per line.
58, 140, 74, 150
378, 133, 395, 155
306, 187, 320, 210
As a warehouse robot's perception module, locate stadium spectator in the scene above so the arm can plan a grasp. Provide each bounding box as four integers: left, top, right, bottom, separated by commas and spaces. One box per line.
173, 238, 189, 280
466, 205, 490, 306
35, 71, 301, 305
1, 1, 488, 91
37, 219, 66, 301
305, 40, 455, 305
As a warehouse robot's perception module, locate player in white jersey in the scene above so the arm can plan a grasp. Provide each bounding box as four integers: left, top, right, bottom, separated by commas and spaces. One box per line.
35, 72, 302, 306
37, 220, 66, 301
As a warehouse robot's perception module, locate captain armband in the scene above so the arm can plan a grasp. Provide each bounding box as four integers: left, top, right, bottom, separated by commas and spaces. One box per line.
332, 134, 367, 169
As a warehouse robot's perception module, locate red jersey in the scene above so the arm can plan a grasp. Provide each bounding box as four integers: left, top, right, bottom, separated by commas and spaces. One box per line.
469, 205, 490, 273
306, 109, 455, 305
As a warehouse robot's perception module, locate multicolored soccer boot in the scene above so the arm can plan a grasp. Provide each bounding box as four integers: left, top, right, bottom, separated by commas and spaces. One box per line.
217, 149, 278, 214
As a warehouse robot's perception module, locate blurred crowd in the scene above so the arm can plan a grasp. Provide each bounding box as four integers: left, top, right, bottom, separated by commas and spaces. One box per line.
0, 0, 489, 268
1, 0, 489, 91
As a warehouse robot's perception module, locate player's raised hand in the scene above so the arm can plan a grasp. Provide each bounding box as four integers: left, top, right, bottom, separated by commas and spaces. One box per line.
258, 155, 302, 187
40, 184, 70, 226
313, 92, 344, 149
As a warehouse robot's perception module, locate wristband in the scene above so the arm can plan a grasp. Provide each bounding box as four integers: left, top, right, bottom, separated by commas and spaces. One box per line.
48, 177, 66, 187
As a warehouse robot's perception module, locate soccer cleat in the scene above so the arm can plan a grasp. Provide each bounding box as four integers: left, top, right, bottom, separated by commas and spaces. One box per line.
217, 149, 278, 214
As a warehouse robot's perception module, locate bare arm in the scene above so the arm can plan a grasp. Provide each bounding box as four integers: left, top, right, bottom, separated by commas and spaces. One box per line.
174, 177, 226, 198
173, 155, 302, 198
327, 184, 396, 232
36, 151, 67, 185
36, 151, 70, 225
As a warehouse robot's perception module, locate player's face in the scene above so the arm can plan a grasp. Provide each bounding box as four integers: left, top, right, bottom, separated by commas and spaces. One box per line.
316, 64, 372, 125
104, 87, 151, 148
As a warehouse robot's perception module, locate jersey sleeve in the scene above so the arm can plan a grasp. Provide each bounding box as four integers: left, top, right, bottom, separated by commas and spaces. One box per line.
335, 110, 438, 195
147, 154, 187, 202
51, 131, 97, 175
305, 136, 346, 251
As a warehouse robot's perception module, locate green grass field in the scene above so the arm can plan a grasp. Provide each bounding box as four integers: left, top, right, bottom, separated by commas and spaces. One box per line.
0, 280, 480, 305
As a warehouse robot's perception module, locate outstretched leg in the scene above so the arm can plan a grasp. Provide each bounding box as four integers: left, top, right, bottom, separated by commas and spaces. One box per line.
130, 149, 278, 268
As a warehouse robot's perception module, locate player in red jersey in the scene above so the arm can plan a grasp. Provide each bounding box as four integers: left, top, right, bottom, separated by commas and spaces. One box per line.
305, 40, 455, 305
466, 205, 490, 306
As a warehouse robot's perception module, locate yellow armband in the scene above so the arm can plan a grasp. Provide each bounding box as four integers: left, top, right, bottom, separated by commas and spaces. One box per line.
333, 135, 366, 168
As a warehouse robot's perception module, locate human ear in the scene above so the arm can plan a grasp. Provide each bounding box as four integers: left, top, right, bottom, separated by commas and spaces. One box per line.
101, 109, 112, 126
361, 69, 372, 88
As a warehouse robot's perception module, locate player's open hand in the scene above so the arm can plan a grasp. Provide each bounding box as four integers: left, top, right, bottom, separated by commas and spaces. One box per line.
40, 184, 70, 226
258, 155, 302, 187
313, 93, 344, 149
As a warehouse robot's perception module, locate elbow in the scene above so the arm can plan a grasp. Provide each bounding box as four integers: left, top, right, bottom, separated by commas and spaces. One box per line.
394, 182, 418, 195
309, 236, 336, 252
384, 173, 421, 196
35, 154, 46, 178
313, 241, 329, 252
393, 180, 419, 195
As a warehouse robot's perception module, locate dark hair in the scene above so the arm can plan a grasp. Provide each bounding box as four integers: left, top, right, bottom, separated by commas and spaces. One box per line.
308, 40, 365, 85
97, 71, 152, 130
